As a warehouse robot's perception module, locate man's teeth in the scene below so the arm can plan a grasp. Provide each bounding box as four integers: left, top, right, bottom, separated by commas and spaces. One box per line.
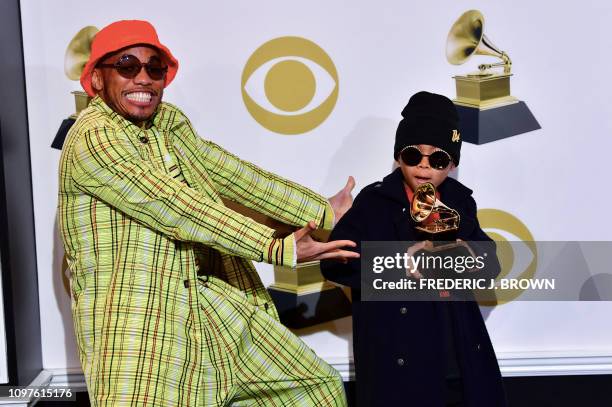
126, 92, 152, 103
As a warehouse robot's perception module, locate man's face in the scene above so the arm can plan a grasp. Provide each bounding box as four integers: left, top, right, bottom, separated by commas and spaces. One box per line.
91, 46, 166, 126
398, 144, 455, 191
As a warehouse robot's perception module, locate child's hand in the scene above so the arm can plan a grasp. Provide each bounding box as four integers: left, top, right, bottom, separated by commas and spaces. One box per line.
328, 176, 356, 223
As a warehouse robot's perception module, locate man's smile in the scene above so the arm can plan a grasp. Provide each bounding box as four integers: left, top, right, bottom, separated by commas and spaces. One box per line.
125, 91, 154, 105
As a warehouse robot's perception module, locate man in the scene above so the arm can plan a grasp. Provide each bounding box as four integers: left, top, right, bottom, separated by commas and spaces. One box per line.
58, 20, 357, 406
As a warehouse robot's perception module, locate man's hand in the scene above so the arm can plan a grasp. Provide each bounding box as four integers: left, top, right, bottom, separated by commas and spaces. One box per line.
328, 176, 356, 224
295, 221, 360, 263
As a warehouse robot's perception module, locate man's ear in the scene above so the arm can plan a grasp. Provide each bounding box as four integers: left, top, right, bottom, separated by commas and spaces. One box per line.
91, 68, 103, 92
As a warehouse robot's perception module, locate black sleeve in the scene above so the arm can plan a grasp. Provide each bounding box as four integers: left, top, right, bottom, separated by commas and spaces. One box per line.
320, 191, 369, 289
464, 196, 502, 281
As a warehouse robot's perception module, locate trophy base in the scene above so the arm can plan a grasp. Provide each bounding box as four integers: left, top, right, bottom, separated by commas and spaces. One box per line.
414, 241, 478, 283
53, 91, 94, 150
455, 101, 541, 145
416, 229, 457, 242
52, 117, 76, 150
72, 91, 92, 114
268, 284, 352, 329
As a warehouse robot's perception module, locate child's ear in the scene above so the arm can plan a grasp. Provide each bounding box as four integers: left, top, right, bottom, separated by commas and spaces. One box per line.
392, 159, 400, 170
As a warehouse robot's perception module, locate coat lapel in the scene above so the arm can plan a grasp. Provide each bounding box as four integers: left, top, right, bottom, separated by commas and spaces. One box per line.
373, 168, 418, 241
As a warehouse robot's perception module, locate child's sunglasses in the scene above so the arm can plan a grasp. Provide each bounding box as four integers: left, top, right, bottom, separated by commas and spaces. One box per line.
399, 146, 452, 170
98, 54, 168, 81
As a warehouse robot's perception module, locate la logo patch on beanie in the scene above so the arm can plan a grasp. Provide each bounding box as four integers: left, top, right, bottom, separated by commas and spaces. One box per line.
452, 129, 461, 142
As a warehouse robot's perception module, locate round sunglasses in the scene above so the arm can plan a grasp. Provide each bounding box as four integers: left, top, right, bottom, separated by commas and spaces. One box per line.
399, 146, 452, 170
98, 54, 168, 81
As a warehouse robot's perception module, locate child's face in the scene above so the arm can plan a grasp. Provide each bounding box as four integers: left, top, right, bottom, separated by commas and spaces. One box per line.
398, 144, 455, 191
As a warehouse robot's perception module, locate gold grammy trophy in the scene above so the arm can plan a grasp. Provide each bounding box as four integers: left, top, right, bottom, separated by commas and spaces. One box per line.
410, 182, 476, 274
52, 26, 98, 150
446, 10, 540, 144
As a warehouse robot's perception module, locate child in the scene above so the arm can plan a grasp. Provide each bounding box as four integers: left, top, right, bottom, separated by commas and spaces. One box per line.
321, 91, 506, 407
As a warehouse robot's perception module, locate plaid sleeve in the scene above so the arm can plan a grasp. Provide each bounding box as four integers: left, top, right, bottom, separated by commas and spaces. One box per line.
185, 130, 332, 230
69, 126, 295, 266
321, 204, 335, 230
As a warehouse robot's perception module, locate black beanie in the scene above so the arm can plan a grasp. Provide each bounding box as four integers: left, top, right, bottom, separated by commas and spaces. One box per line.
394, 91, 462, 166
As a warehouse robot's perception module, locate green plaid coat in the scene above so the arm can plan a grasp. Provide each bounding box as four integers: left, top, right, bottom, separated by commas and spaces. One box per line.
58, 97, 345, 406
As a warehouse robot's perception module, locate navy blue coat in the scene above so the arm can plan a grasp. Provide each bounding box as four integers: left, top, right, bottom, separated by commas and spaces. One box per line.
321, 168, 507, 407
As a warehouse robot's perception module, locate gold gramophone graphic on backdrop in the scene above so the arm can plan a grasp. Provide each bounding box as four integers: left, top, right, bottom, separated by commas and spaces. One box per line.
52, 26, 98, 150
446, 10, 540, 144
64, 26, 98, 117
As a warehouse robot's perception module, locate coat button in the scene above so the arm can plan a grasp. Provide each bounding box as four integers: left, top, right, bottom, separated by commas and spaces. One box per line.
476, 343, 481, 351
139, 136, 149, 144
400, 307, 407, 314
397, 358, 405, 366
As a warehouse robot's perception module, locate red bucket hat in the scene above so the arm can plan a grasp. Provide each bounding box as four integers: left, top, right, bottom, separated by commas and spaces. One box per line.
80, 20, 179, 96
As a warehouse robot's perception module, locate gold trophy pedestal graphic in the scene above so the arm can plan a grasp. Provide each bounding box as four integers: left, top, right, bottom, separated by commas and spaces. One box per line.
70, 90, 92, 119
452, 74, 516, 110
447, 10, 540, 144
222, 200, 352, 329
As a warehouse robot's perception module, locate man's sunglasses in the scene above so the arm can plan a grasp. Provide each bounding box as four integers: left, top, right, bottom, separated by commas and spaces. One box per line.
400, 146, 452, 170
98, 54, 168, 81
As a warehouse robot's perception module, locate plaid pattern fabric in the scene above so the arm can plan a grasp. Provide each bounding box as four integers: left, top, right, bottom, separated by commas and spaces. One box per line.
197, 277, 346, 406
57, 97, 344, 406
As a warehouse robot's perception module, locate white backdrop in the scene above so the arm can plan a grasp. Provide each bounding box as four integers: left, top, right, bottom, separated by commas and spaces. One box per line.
18, 0, 612, 375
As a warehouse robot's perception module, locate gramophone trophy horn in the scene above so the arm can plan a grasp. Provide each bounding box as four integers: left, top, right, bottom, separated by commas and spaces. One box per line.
445, 10, 540, 144
53, 26, 99, 150
65, 26, 98, 118
410, 182, 460, 235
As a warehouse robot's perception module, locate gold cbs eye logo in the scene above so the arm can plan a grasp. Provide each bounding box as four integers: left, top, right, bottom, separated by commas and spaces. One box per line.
477, 209, 537, 305
241, 36, 339, 135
